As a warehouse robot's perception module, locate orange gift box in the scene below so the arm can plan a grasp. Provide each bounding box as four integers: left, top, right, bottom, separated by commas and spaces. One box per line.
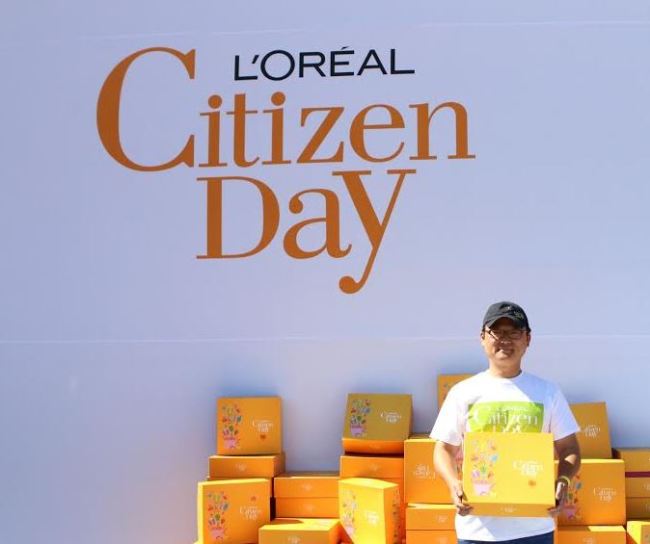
627, 478, 650, 498
273, 472, 339, 498
463, 432, 555, 517
217, 397, 282, 455
558, 459, 626, 526
209, 453, 285, 480
627, 521, 650, 544
570, 403, 612, 459
340, 455, 404, 479
627, 498, 650, 520
197, 478, 271, 544
404, 436, 452, 504
437, 374, 472, 411
275, 498, 340, 518
342, 394, 412, 454
407, 530, 457, 544
405, 504, 455, 530
339, 477, 401, 544
613, 449, 650, 472
259, 518, 341, 544
557, 526, 626, 544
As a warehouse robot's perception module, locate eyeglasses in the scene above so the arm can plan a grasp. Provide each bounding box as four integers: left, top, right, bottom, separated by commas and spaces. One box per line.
484, 328, 527, 341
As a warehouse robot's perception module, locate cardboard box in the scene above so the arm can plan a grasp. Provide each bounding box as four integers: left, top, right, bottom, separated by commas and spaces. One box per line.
259, 518, 341, 544
339, 477, 400, 544
342, 394, 412, 455
627, 477, 650, 498
275, 498, 339, 518
627, 521, 650, 544
627, 498, 650, 520
274, 472, 339, 498
217, 397, 282, 455
404, 436, 452, 504
405, 504, 455, 530
406, 530, 457, 544
209, 453, 285, 480
197, 478, 271, 544
557, 527, 626, 544
437, 374, 472, 411
462, 432, 555, 517
340, 455, 404, 479
613, 449, 650, 472
570, 403, 612, 459
558, 459, 626, 526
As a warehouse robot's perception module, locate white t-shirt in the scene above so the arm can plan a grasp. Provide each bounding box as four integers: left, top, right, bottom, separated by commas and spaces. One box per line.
430, 370, 580, 542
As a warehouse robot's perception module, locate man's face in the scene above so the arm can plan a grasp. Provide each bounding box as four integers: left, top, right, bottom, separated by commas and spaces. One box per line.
480, 317, 531, 367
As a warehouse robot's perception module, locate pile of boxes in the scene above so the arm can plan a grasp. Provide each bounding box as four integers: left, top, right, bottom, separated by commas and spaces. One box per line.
193, 376, 650, 544
339, 393, 412, 543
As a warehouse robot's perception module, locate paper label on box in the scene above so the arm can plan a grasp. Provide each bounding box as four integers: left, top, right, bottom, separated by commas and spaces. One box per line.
468, 401, 544, 432
364, 510, 380, 525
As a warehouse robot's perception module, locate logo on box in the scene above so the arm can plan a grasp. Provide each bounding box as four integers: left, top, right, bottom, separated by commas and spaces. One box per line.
381, 411, 402, 424
413, 464, 433, 479
239, 504, 262, 520
513, 460, 544, 478
235, 463, 247, 472
583, 424, 600, 439
301, 483, 314, 491
364, 510, 380, 525
593, 487, 617, 502
288, 537, 301, 544
582, 537, 595, 544
436, 515, 449, 523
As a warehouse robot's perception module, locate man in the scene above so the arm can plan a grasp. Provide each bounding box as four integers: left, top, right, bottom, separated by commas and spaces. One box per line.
431, 301, 581, 544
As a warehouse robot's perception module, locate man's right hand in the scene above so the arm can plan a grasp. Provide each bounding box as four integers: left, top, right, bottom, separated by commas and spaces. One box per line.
451, 479, 473, 516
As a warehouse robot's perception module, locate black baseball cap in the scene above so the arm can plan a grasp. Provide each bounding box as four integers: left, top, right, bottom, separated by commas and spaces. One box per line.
482, 301, 531, 331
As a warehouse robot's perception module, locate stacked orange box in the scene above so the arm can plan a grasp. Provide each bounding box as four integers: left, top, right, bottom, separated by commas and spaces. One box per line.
196, 396, 284, 544
259, 518, 342, 544
405, 504, 456, 544
198, 478, 272, 544
558, 460, 626, 526
437, 374, 472, 411
273, 472, 340, 518
404, 435, 450, 504
613, 448, 650, 520
626, 521, 650, 544
556, 526, 626, 544
570, 403, 612, 459
341, 393, 412, 541
339, 477, 401, 544
404, 434, 455, 543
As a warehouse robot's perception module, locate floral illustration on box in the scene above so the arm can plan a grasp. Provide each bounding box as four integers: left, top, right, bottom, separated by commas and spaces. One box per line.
469, 438, 498, 496
341, 490, 358, 537
221, 403, 242, 450
206, 490, 229, 541
349, 399, 371, 437
562, 474, 582, 520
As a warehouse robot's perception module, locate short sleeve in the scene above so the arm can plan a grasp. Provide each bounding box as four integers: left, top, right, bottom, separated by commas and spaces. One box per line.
430, 385, 464, 446
549, 385, 580, 440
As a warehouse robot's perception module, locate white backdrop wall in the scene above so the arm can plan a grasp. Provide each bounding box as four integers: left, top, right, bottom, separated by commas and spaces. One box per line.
2, 3, 650, 544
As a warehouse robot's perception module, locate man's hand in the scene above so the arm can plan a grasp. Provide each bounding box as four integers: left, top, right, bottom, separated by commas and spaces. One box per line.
450, 479, 473, 516
548, 477, 570, 516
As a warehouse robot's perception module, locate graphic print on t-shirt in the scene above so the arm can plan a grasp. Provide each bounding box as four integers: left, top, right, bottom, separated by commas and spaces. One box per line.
467, 401, 544, 432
